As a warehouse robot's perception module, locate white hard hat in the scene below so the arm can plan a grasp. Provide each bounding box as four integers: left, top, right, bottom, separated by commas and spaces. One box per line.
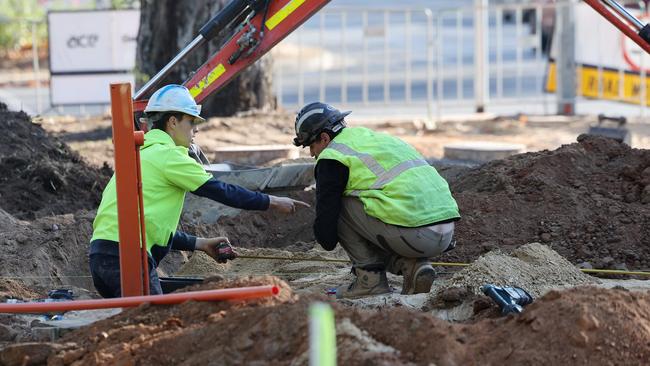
144, 84, 206, 124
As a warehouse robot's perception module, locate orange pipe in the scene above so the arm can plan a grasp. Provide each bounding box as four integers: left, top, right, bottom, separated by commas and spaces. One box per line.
0, 285, 279, 313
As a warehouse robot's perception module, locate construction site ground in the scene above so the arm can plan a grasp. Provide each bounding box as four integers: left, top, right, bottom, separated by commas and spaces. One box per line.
1, 103, 650, 365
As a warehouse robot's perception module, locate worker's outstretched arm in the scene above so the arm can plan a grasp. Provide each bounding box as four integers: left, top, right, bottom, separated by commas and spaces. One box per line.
192, 178, 310, 213
192, 178, 270, 210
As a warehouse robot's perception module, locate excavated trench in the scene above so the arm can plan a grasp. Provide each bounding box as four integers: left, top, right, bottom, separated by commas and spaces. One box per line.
1, 105, 650, 364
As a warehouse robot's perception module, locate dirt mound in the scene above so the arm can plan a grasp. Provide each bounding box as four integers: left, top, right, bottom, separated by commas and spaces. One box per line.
0, 211, 96, 291
0, 103, 111, 219
446, 134, 650, 270
0, 209, 22, 233
464, 286, 650, 365
3, 281, 649, 365
0, 279, 41, 301
446, 243, 597, 297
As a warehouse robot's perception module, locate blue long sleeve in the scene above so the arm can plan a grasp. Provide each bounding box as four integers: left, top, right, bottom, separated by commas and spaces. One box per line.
170, 231, 197, 251
191, 178, 270, 210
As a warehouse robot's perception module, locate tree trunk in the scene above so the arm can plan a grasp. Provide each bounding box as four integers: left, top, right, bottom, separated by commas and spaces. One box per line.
136, 0, 276, 117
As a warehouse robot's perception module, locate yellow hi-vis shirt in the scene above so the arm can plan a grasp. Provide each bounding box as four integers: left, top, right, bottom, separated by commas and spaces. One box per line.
91, 129, 212, 252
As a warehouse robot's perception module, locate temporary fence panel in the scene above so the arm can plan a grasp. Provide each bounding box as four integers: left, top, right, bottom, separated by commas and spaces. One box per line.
272, 2, 559, 118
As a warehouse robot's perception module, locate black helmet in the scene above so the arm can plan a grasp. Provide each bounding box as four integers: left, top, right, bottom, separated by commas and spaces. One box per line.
293, 102, 350, 147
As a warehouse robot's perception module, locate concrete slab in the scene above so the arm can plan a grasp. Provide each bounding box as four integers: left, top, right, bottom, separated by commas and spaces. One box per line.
443, 141, 526, 163
206, 162, 314, 191
29, 308, 121, 341
212, 144, 300, 166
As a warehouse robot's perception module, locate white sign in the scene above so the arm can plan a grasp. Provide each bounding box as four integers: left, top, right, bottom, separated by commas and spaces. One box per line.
48, 9, 139, 105
51, 73, 135, 105
48, 10, 139, 72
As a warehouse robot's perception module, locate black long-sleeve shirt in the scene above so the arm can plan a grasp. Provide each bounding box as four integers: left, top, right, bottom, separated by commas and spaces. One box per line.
314, 159, 349, 250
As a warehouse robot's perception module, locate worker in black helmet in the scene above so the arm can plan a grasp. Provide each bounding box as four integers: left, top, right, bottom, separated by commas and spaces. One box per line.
293, 102, 460, 299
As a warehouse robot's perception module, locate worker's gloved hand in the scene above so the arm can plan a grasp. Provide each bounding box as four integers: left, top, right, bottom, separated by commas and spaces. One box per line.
268, 195, 311, 214
196, 237, 237, 263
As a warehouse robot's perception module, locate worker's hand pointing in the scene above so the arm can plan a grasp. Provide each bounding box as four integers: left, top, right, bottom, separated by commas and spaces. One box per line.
268, 195, 311, 214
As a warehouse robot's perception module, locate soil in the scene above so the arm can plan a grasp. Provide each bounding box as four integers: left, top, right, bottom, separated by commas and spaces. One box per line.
169, 242, 605, 322
2, 105, 650, 364
0, 280, 41, 302
0, 103, 111, 219
443, 243, 597, 297
0, 211, 97, 291
1, 277, 648, 366
180, 190, 316, 249
444, 134, 650, 271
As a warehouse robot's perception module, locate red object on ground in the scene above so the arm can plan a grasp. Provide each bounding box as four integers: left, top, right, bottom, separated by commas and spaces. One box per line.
0, 285, 279, 313
583, 0, 650, 54
110, 83, 149, 297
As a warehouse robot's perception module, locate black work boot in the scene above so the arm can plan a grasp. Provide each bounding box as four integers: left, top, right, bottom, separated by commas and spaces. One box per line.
336, 268, 390, 299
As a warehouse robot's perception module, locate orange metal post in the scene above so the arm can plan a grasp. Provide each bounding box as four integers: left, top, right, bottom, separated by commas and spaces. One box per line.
134, 131, 150, 295
0, 285, 279, 313
109, 83, 147, 297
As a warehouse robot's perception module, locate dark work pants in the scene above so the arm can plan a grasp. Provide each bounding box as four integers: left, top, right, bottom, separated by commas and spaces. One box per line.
337, 197, 455, 273
88, 233, 195, 298
90, 254, 162, 298
89, 251, 164, 298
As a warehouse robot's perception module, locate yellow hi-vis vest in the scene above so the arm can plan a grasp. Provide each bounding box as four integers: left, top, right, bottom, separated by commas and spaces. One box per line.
316, 127, 460, 227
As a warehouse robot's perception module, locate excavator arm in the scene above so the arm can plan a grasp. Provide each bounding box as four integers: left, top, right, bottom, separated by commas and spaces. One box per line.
584, 0, 650, 54
133, 0, 649, 117
133, 0, 330, 115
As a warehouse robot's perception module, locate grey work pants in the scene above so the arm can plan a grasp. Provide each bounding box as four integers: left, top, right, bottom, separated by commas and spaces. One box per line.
337, 197, 455, 273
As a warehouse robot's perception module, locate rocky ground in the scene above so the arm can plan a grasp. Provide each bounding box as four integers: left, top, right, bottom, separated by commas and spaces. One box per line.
0, 104, 649, 365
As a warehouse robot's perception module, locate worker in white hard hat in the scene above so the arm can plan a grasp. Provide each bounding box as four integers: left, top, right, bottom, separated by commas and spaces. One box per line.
89, 84, 309, 298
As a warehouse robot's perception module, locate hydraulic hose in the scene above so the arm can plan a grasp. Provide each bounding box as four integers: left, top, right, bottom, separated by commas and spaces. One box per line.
199, 0, 253, 40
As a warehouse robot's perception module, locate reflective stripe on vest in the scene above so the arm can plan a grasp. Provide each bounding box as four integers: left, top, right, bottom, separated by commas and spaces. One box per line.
327, 141, 429, 195
317, 126, 460, 227
328, 142, 385, 176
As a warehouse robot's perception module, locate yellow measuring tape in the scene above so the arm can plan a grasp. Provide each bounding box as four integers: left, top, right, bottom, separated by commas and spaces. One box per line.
236, 255, 650, 277
3, 256, 646, 282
